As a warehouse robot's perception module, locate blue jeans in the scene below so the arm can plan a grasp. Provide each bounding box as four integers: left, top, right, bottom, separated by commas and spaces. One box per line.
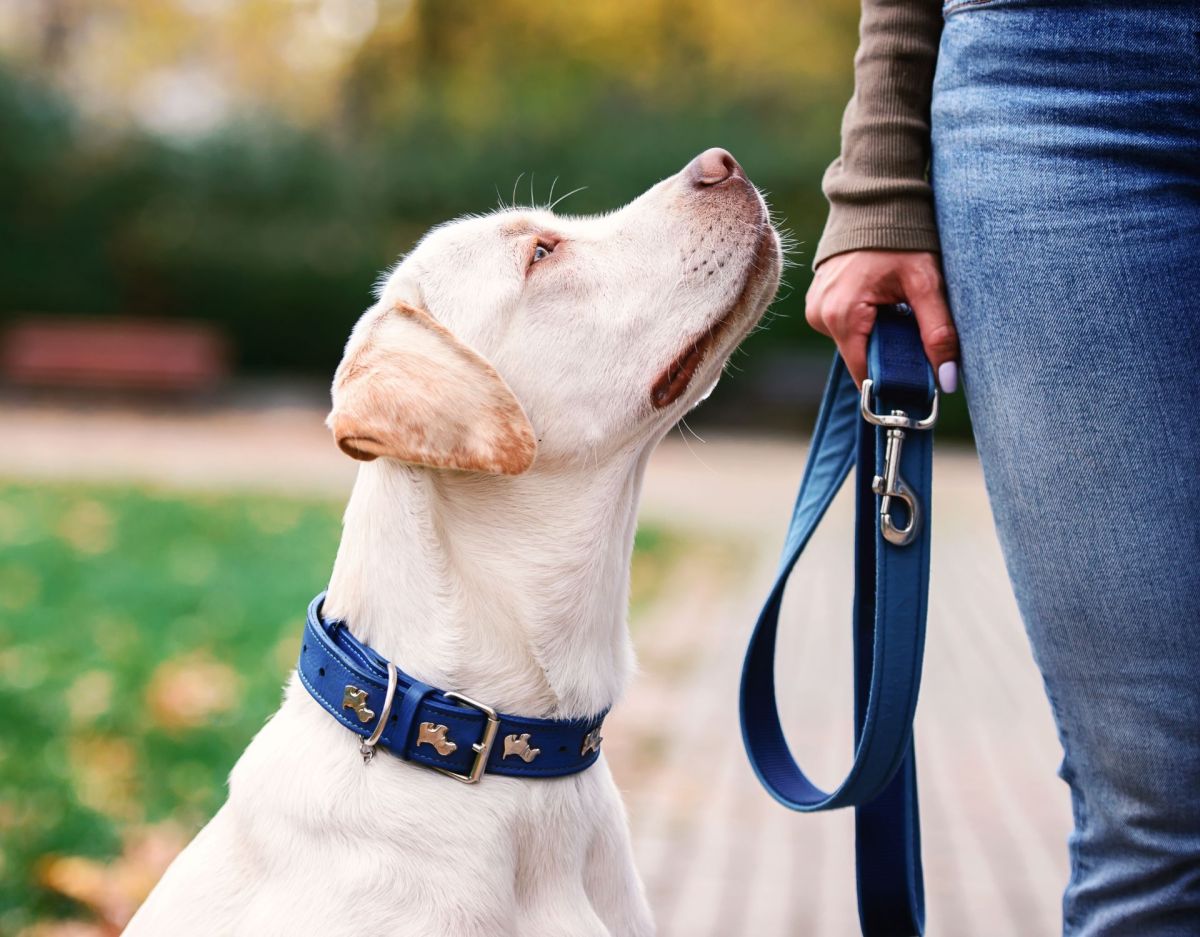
931, 1, 1200, 933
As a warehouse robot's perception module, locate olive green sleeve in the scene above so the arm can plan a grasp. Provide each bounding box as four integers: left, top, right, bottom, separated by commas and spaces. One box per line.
813, 0, 945, 268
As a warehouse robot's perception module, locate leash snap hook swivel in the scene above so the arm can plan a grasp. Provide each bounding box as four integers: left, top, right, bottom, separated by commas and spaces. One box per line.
860, 380, 939, 548
873, 425, 920, 546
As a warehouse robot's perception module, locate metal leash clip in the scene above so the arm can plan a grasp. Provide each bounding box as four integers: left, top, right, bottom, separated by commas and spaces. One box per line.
859, 380, 939, 546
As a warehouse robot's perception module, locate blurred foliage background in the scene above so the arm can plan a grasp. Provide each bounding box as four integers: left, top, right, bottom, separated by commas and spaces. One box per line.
0, 0, 868, 404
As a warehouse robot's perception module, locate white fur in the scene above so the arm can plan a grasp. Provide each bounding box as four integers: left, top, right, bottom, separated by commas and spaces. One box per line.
125, 153, 781, 936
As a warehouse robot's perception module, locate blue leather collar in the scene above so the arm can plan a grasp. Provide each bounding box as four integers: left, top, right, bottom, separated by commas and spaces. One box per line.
298, 592, 606, 782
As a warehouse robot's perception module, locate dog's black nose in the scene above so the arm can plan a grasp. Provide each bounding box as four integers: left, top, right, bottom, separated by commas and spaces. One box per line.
687, 148, 743, 187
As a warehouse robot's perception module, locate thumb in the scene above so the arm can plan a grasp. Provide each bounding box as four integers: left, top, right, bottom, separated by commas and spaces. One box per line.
903, 271, 959, 373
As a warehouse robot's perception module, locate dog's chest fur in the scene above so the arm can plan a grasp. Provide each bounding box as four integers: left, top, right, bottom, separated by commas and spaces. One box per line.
126, 457, 656, 936
130, 684, 649, 935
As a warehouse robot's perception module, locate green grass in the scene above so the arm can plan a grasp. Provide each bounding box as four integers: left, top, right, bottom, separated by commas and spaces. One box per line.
0, 481, 673, 930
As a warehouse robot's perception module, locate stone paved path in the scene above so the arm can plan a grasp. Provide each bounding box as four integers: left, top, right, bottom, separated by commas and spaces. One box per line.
3, 403, 1071, 935
626, 432, 1071, 937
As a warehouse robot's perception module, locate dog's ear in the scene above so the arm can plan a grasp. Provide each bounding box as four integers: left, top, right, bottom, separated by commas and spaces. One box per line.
326, 301, 537, 474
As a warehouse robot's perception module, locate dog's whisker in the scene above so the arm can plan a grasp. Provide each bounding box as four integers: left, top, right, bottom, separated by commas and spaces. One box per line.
679, 417, 706, 444
548, 185, 588, 213
675, 419, 720, 476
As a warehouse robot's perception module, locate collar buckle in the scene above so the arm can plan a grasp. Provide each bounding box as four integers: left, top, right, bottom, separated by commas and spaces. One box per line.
435, 691, 501, 784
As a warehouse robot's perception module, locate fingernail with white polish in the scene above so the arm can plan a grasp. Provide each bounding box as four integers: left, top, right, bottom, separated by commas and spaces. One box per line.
938, 361, 959, 394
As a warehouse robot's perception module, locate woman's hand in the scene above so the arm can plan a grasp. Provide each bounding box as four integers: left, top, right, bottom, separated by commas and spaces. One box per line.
805, 249, 959, 391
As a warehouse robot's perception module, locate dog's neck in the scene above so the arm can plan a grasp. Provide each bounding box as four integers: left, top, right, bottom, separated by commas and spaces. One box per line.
322, 448, 654, 720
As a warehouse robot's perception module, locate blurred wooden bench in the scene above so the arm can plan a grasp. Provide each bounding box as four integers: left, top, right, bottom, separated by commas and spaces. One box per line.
1, 317, 229, 392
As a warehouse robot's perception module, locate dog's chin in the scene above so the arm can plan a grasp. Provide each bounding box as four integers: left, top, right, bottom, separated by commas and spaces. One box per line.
649, 226, 780, 411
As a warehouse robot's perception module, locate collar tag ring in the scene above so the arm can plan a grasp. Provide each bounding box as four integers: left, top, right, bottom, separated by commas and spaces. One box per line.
360, 662, 398, 765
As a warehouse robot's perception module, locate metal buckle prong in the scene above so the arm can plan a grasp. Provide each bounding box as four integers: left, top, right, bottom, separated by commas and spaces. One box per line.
437, 691, 501, 784
860, 380, 938, 547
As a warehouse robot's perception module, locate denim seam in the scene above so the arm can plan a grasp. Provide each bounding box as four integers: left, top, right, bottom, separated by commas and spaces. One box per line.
943, 0, 999, 16
1059, 719, 1087, 936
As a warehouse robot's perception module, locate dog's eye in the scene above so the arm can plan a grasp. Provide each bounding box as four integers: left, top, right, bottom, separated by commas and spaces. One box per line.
532, 242, 554, 264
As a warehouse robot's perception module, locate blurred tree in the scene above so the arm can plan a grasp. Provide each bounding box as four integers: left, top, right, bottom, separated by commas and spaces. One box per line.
0, 0, 882, 418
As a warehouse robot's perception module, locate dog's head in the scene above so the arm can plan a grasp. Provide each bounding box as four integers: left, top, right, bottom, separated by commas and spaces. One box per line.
327, 148, 781, 474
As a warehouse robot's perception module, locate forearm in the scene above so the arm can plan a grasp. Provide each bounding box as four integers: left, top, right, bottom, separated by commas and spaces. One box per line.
814, 0, 944, 267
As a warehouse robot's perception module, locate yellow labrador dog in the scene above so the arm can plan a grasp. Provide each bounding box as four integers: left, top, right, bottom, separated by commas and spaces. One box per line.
126, 148, 781, 936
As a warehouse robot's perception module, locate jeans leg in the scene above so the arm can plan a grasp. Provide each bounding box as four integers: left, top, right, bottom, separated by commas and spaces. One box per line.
932, 3, 1200, 934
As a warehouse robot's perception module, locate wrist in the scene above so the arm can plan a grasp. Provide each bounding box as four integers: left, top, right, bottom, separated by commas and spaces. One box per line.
813, 227, 942, 271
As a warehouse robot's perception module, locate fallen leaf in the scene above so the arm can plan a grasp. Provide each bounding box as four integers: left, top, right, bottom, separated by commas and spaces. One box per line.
56, 501, 114, 555
36, 822, 188, 929
18, 919, 112, 937
145, 652, 241, 730
67, 671, 114, 726
67, 735, 139, 821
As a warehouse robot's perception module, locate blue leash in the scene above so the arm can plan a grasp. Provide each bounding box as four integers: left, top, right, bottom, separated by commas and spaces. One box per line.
739, 306, 936, 936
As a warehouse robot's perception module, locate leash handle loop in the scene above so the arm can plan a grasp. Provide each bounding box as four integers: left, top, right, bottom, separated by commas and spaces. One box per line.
738, 305, 934, 936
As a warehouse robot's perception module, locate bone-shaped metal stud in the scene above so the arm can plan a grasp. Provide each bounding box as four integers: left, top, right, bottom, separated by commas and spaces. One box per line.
503, 733, 541, 763
416, 722, 458, 756
581, 727, 603, 756
341, 685, 375, 724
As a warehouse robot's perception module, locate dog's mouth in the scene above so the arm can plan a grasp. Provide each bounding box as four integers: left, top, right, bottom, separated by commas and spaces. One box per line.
650, 227, 777, 410
650, 311, 736, 409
